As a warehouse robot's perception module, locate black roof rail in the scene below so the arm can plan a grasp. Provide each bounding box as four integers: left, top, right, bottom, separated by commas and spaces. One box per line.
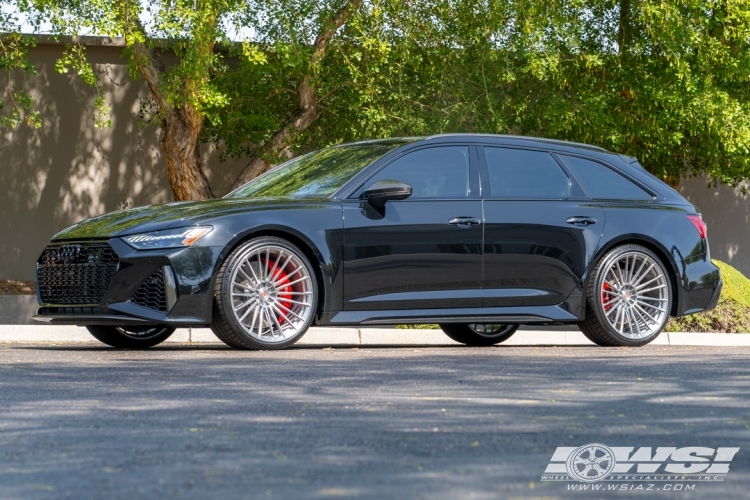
424, 133, 609, 152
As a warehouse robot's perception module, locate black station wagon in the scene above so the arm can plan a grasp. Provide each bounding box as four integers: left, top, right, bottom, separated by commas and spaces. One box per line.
34, 134, 722, 349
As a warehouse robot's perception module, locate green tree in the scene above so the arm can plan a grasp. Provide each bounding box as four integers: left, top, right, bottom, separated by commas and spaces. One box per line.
209, 0, 750, 191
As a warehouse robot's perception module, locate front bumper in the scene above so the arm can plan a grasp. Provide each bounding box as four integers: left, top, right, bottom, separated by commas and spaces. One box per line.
33, 238, 221, 327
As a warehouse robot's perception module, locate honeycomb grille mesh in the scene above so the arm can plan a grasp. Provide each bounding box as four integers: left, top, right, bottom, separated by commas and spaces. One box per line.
37, 244, 119, 304
129, 269, 167, 312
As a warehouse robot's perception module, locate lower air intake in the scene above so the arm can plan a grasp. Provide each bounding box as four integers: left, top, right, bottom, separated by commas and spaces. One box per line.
128, 269, 168, 312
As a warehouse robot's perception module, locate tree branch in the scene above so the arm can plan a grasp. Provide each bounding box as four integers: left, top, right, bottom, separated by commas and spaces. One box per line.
230, 0, 363, 190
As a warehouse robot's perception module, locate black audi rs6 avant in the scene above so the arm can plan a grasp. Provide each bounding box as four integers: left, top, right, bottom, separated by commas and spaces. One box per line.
34, 134, 722, 349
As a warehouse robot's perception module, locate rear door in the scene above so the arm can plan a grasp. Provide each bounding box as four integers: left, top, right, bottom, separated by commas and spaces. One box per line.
342, 144, 483, 310
479, 146, 605, 307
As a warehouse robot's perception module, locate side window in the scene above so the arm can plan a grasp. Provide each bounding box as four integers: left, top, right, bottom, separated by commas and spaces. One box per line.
484, 147, 570, 198
361, 146, 470, 199
560, 155, 653, 200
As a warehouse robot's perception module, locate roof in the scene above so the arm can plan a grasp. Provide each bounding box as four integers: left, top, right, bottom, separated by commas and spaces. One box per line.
425, 133, 609, 152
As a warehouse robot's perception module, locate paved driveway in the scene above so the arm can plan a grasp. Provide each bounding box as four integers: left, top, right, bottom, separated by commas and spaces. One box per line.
0, 344, 748, 499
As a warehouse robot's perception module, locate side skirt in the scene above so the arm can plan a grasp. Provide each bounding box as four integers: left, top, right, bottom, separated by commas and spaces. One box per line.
323, 303, 580, 326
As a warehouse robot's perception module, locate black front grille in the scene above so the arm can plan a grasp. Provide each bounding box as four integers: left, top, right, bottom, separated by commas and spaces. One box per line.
129, 269, 167, 312
37, 243, 119, 304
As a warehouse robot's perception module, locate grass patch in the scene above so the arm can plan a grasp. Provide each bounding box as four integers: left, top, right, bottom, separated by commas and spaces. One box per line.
395, 324, 440, 329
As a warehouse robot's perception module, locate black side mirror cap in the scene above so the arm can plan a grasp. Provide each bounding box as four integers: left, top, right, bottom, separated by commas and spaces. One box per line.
364, 180, 412, 207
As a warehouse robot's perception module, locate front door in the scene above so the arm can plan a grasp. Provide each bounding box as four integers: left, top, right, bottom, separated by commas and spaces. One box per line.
479, 146, 605, 307
343, 145, 483, 310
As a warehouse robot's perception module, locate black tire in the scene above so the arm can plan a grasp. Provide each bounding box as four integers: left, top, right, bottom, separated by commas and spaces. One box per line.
86, 325, 175, 348
579, 244, 672, 347
211, 236, 318, 350
439, 323, 519, 346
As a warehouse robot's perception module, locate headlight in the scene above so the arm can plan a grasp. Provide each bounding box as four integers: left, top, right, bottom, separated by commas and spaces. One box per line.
123, 226, 213, 250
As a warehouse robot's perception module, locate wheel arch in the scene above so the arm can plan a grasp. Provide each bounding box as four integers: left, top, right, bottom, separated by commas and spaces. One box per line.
213, 225, 331, 321
585, 235, 682, 317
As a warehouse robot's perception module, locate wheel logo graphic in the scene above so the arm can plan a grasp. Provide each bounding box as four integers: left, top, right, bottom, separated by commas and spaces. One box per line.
566, 444, 616, 482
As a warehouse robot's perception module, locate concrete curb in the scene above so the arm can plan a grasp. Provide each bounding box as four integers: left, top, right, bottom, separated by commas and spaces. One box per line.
0, 325, 748, 346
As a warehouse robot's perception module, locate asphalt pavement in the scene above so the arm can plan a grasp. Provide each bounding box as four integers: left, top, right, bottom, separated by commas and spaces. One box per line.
1, 343, 749, 499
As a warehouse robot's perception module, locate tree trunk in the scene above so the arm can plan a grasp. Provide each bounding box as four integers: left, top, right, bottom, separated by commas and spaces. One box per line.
618, 0, 631, 54
127, 36, 215, 201
161, 109, 215, 201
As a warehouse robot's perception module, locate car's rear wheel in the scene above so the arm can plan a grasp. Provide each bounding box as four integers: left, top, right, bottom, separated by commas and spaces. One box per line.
86, 325, 175, 348
211, 236, 318, 350
439, 323, 519, 346
579, 244, 672, 347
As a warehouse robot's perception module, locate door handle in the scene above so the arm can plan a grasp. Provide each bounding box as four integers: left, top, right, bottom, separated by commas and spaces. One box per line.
566, 216, 598, 226
448, 217, 481, 228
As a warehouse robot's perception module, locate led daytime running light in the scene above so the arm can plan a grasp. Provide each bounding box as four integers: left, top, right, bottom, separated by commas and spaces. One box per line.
125, 227, 213, 249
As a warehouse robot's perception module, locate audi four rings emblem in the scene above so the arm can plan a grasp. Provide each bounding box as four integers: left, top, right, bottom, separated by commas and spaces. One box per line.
54, 245, 82, 263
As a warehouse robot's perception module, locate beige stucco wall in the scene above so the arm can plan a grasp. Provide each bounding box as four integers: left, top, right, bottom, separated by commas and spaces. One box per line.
0, 40, 245, 280
680, 178, 750, 277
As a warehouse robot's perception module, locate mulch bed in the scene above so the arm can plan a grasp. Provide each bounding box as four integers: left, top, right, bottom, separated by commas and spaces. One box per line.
0, 280, 37, 295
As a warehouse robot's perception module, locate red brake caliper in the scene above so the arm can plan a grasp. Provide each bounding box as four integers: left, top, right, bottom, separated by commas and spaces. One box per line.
602, 282, 614, 311
266, 259, 293, 325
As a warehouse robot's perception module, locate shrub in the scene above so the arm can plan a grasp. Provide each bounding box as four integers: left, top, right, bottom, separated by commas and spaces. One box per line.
666, 260, 750, 333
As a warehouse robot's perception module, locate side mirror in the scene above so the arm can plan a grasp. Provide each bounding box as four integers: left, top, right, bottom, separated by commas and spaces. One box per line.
364, 180, 412, 207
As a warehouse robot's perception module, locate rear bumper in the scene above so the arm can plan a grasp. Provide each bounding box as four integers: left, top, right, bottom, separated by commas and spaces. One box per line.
705, 279, 723, 311
677, 259, 722, 316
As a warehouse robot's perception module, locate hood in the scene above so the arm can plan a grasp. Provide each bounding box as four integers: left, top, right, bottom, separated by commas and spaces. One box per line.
51, 197, 331, 241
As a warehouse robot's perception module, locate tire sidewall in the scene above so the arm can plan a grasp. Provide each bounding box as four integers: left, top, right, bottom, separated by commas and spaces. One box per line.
218, 237, 318, 350
87, 325, 175, 348
590, 244, 672, 346
440, 323, 519, 346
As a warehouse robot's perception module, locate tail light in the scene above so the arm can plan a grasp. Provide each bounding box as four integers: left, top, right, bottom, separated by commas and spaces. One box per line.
687, 214, 707, 239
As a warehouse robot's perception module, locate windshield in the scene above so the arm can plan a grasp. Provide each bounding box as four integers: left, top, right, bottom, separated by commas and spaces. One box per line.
227, 141, 413, 199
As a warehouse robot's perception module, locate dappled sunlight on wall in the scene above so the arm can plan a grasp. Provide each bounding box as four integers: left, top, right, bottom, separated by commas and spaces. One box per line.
0, 41, 245, 280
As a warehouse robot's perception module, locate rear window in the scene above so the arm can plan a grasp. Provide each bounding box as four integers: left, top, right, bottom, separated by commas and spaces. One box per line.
483, 147, 570, 198
560, 155, 653, 200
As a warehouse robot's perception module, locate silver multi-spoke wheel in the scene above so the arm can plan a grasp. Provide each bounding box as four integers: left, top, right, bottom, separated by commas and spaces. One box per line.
600, 251, 669, 339
580, 244, 672, 347
229, 245, 314, 343
212, 237, 318, 349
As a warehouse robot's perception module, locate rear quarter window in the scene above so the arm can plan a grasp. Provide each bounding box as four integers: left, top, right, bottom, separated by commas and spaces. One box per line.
560, 155, 653, 200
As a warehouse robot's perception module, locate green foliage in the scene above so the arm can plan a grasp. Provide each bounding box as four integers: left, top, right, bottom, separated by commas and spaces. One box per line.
206, 0, 750, 190
667, 260, 750, 333
395, 324, 441, 329
0, 27, 41, 128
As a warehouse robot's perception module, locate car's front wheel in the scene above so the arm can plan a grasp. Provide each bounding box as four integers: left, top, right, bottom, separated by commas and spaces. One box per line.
439, 323, 519, 346
86, 325, 175, 348
579, 244, 672, 347
211, 236, 318, 350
